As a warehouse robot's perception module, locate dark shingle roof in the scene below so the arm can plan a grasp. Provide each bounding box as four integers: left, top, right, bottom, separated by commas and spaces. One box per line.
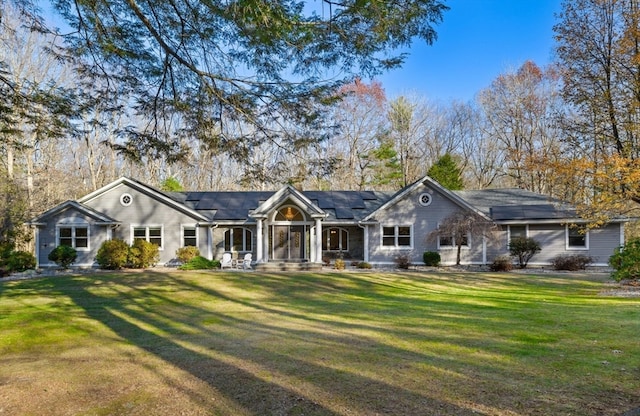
166, 190, 391, 222
454, 189, 576, 220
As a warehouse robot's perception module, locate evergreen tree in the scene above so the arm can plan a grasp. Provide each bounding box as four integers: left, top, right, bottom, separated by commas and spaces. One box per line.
9, 0, 448, 163
427, 153, 464, 190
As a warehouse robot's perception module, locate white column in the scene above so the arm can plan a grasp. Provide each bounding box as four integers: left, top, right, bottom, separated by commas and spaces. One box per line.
207, 226, 214, 260
363, 225, 369, 263
482, 235, 487, 265
315, 218, 323, 263
263, 221, 270, 262
256, 218, 263, 262
34, 227, 40, 269
310, 226, 315, 263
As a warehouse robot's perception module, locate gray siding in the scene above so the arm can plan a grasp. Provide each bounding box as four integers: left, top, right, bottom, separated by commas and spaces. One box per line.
526, 223, 620, 266
83, 183, 204, 265
36, 209, 110, 268
366, 184, 485, 266
34, 177, 625, 270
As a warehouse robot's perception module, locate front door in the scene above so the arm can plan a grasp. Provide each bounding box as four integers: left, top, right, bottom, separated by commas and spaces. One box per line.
272, 225, 305, 261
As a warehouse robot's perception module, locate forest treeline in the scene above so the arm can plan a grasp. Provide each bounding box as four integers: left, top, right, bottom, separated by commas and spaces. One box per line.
1, 0, 640, 250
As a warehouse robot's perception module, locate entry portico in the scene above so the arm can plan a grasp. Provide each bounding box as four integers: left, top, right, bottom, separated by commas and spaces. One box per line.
249, 185, 327, 264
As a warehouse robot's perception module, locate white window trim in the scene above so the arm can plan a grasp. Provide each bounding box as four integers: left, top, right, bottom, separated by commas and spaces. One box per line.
131, 225, 164, 250
566, 225, 589, 250
436, 223, 470, 250
437, 234, 471, 250
224, 227, 253, 252
56, 223, 90, 251
380, 225, 413, 249
323, 227, 349, 252
181, 224, 198, 248
507, 225, 529, 247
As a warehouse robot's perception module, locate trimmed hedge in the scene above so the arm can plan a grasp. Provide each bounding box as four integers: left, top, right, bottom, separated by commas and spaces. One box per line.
96, 239, 130, 269
423, 251, 441, 266
48, 245, 77, 269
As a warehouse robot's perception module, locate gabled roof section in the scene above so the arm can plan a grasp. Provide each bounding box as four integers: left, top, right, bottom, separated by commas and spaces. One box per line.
79, 177, 210, 222
363, 175, 490, 221
27, 200, 120, 225
249, 185, 327, 219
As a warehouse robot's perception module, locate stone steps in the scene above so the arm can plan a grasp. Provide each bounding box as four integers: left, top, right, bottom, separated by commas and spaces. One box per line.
254, 262, 323, 272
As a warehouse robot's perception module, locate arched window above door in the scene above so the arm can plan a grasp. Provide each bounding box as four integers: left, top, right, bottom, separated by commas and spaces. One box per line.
274, 205, 305, 221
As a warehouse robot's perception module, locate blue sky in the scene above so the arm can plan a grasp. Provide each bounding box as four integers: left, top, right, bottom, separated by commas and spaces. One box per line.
41, 0, 561, 103
375, 0, 562, 102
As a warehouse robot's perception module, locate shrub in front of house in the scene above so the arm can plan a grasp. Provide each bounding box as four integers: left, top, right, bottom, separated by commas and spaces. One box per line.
609, 238, 640, 282
394, 254, 411, 270
128, 239, 160, 269
334, 258, 346, 270
176, 246, 201, 263
357, 261, 372, 269
551, 254, 593, 271
7, 251, 36, 272
490, 255, 514, 272
48, 245, 77, 269
178, 256, 220, 270
508, 237, 541, 269
96, 239, 130, 269
423, 251, 441, 267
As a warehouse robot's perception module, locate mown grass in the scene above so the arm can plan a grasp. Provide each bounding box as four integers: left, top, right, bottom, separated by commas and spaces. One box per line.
0, 270, 638, 415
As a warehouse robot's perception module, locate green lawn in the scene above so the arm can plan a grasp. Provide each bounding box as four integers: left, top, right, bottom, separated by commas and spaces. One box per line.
0, 270, 638, 415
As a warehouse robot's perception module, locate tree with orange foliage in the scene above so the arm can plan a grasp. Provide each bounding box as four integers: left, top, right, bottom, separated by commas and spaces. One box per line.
555, 0, 640, 224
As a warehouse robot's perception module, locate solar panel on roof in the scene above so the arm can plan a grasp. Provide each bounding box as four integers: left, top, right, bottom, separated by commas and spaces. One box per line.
491, 204, 573, 220
214, 208, 250, 220
359, 191, 378, 200
185, 192, 203, 201
491, 206, 526, 220
195, 194, 219, 210
334, 207, 355, 219
315, 194, 334, 209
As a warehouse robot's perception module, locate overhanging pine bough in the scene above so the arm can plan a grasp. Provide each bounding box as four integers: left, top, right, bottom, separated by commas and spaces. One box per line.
45, 0, 447, 159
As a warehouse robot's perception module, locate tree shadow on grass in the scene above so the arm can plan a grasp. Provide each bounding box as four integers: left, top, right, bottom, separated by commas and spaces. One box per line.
62, 271, 481, 415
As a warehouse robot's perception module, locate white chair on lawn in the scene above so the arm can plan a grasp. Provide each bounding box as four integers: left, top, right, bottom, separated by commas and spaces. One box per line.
220, 252, 234, 270
239, 253, 252, 270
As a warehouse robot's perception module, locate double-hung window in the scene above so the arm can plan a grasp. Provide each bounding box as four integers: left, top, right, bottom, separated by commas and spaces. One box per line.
509, 225, 527, 243
133, 226, 163, 249
567, 225, 588, 250
182, 226, 197, 247
382, 225, 412, 248
438, 231, 469, 249
57, 224, 89, 250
